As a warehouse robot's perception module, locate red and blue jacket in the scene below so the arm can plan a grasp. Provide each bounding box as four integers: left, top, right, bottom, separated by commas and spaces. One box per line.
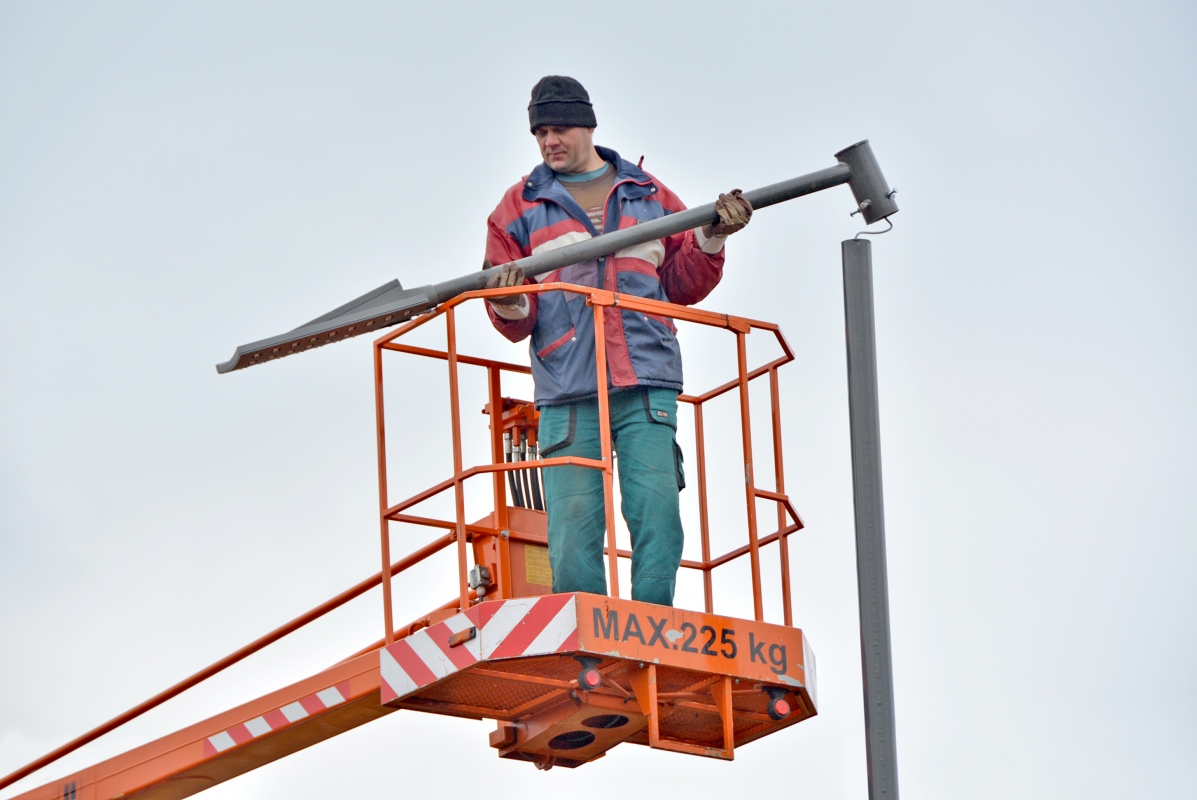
486, 146, 725, 407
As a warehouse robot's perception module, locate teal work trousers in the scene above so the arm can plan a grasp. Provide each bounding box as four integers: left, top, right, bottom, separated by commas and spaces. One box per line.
537, 388, 685, 607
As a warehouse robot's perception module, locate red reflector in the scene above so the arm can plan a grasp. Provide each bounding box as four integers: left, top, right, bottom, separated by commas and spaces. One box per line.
580, 668, 602, 689
767, 696, 791, 721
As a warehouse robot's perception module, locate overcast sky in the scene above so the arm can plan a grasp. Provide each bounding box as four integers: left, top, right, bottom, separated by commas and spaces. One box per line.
2, 1, 1194, 798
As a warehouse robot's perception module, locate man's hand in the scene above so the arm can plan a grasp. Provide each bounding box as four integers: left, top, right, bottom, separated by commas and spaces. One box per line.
483, 260, 526, 307
702, 189, 753, 238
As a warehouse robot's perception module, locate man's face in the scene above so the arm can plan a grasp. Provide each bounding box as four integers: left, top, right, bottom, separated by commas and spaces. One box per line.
534, 125, 595, 173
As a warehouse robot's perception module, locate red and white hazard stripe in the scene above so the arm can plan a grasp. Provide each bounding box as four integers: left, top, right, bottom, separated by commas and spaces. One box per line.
202, 681, 352, 757
380, 594, 578, 705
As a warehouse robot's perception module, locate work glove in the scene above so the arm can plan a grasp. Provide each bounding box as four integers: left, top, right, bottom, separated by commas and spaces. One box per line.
709, 189, 753, 236
482, 260, 526, 307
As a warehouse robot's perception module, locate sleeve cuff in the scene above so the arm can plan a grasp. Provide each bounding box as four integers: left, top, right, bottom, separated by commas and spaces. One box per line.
695, 226, 727, 254
490, 294, 530, 320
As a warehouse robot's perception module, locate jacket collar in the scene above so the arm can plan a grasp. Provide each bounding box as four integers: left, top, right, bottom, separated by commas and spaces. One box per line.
522, 145, 653, 203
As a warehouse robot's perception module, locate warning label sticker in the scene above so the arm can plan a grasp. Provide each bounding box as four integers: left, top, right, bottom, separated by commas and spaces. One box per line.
574, 594, 811, 689
524, 544, 553, 587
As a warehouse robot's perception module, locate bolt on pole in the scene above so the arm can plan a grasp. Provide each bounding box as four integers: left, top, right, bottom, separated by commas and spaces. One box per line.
842, 238, 900, 800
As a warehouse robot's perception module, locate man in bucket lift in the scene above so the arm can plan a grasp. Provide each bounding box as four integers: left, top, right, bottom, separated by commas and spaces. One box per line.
483, 76, 752, 607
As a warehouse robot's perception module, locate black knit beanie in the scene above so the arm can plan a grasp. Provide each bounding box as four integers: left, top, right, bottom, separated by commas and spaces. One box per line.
528, 76, 597, 132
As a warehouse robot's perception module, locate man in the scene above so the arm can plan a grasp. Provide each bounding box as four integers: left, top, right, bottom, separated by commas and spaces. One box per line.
483, 76, 752, 606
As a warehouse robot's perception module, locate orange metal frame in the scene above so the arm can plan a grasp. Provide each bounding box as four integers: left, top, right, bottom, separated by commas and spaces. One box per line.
373, 282, 803, 633
1, 284, 806, 797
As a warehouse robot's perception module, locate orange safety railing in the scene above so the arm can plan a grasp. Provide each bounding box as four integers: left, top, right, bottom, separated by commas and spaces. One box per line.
373, 281, 805, 646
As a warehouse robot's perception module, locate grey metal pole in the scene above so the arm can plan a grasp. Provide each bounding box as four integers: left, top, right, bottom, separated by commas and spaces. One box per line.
216, 162, 854, 373
841, 238, 900, 800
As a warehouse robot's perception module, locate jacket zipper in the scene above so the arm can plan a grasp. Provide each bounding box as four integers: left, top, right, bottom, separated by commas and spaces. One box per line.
597, 176, 653, 290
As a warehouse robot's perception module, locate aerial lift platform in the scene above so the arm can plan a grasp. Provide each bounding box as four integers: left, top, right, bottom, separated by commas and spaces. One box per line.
2, 141, 900, 800
7, 287, 812, 800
